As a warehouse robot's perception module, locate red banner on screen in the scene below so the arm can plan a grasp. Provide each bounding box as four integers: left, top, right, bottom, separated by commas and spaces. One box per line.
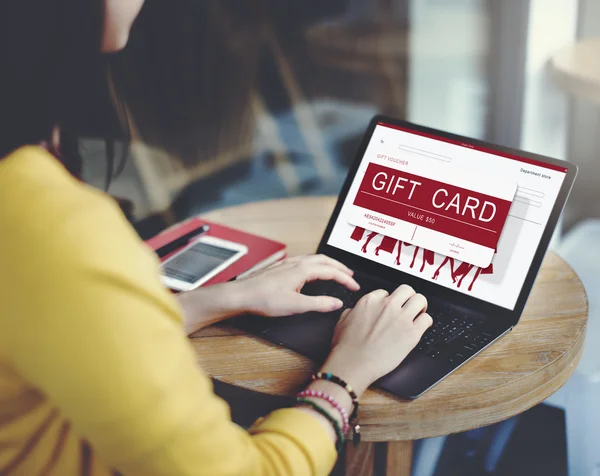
353, 163, 513, 249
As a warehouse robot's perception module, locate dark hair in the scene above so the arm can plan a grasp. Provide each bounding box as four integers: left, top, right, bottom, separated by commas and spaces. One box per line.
0, 0, 124, 186
1, 0, 267, 192
110, 0, 266, 166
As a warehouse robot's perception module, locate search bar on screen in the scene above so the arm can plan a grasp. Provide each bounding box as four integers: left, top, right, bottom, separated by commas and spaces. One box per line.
514, 196, 541, 208
398, 145, 452, 162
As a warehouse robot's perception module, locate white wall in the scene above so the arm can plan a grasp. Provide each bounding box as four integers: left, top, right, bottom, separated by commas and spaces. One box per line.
407, 0, 488, 138
563, 0, 600, 228
519, 0, 579, 160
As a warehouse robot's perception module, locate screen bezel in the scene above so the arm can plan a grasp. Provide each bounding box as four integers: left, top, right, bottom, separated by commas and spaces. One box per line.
317, 115, 577, 324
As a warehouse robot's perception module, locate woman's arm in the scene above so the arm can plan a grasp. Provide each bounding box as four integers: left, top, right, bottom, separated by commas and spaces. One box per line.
2, 194, 338, 476
176, 283, 248, 334
177, 255, 360, 335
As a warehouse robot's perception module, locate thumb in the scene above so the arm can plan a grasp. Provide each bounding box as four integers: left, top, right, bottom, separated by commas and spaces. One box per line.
413, 312, 433, 334
340, 308, 352, 320
288, 294, 344, 314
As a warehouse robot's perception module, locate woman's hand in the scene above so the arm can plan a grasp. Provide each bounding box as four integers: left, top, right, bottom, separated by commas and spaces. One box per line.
319, 285, 433, 397
177, 255, 359, 334
234, 255, 360, 317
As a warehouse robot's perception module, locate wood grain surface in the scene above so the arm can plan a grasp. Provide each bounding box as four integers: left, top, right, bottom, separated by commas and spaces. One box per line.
345, 442, 375, 476
386, 441, 412, 476
191, 196, 588, 443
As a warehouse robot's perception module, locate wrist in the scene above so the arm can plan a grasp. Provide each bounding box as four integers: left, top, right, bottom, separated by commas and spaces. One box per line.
307, 379, 354, 415
320, 352, 372, 399
219, 280, 253, 315
177, 282, 248, 334
297, 381, 353, 450
228, 278, 270, 316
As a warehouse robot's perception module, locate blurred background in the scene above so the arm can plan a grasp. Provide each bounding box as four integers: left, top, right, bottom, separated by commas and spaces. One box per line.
78, 0, 600, 474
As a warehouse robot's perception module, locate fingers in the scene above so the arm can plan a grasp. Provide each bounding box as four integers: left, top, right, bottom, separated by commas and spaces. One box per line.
289, 254, 354, 276
277, 255, 358, 290
386, 284, 416, 308
347, 289, 389, 312
308, 254, 355, 276
413, 312, 433, 333
340, 308, 352, 320
359, 288, 389, 302
352, 289, 388, 316
402, 293, 428, 318
306, 264, 360, 291
291, 294, 344, 314
370, 288, 389, 298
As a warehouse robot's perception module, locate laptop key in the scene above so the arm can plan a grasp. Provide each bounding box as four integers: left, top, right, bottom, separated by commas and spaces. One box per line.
415, 343, 428, 353
445, 352, 468, 366
426, 347, 448, 359
415, 306, 485, 357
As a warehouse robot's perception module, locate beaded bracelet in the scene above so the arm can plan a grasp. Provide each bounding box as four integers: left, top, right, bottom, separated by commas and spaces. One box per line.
297, 389, 350, 434
311, 372, 359, 422
312, 372, 361, 445
297, 398, 345, 452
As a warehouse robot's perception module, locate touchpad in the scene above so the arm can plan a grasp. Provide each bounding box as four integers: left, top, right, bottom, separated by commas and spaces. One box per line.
263, 312, 340, 362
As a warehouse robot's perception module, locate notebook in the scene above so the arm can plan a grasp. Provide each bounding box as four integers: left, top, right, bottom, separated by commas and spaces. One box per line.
145, 217, 287, 286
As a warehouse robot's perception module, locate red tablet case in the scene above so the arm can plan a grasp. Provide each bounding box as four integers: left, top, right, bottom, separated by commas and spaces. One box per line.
145, 218, 287, 287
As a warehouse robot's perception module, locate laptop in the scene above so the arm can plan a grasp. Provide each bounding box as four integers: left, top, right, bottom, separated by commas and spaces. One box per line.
235, 115, 577, 399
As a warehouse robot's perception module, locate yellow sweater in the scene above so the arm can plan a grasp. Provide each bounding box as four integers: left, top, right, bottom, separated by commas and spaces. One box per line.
0, 147, 336, 475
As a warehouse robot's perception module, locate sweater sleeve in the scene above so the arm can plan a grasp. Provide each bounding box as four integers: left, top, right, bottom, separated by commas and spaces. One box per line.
1, 174, 336, 475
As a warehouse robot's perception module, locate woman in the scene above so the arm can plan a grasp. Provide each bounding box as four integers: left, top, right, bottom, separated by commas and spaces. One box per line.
0, 1, 432, 475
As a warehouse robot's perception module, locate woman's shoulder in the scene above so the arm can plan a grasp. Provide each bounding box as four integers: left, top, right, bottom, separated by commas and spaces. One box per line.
0, 145, 86, 200
0, 146, 114, 225
0, 146, 143, 269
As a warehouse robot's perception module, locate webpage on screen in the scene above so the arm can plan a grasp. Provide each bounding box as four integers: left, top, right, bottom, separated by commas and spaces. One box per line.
328, 123, 567, 310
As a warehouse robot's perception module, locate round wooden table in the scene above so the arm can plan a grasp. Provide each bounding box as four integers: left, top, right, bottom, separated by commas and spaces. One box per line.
190, 196, 588, 476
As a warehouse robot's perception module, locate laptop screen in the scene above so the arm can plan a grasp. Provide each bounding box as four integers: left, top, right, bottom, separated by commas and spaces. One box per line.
327, 122, 568, 310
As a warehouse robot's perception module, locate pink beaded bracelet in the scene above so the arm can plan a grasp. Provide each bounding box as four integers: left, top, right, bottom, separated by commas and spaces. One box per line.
297, 389, 350, 435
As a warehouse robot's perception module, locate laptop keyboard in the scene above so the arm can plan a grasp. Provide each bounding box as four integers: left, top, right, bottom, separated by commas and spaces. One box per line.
301, 279, 497, 365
